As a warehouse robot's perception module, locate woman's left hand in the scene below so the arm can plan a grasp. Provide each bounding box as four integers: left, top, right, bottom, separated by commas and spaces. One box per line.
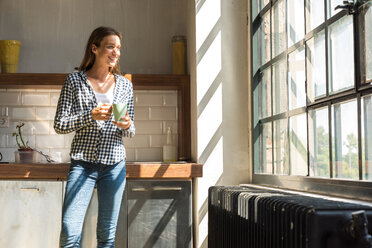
112, 111, 131, 130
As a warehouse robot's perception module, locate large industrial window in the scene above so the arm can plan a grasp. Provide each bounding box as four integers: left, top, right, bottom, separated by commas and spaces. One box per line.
251, 0, 372, 200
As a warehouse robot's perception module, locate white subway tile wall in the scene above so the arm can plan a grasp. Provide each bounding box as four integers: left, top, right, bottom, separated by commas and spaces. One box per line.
135, 148, 163, 161
150, 134, 178, 148
22, 93, 50, 106
0, 89, 178, 163
0, 92, 21, 105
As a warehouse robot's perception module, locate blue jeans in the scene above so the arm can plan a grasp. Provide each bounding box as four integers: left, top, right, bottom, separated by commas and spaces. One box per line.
60, 159, 126, 248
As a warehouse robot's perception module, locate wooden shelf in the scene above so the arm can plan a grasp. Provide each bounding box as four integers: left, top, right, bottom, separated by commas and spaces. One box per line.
0, 73, 191, 160
0, 73, 189, 89
0, 73, 67, 87
0, 162, 203, 180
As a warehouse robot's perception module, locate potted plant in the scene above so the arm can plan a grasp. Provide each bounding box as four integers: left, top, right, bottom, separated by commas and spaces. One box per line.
12, 122, 57, 163
12, 122, 37, 163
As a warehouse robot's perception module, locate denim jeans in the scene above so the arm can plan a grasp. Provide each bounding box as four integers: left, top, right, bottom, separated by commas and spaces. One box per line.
60, 159, 126, 248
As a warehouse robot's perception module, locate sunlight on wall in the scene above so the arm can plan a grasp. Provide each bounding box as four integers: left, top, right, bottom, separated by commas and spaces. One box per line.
196, 0, 221, 51
197, 85, 222, 156
196, 136, 223, 247
197, 136, 224, 206
196, 32, 222, 103
196, 1, 223, 247
198, 209, 209, 247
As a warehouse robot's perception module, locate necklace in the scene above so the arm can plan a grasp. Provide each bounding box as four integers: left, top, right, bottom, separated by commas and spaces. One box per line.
88, 74, 115, 93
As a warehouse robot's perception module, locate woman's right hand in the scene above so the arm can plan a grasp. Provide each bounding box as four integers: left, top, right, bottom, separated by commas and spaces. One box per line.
92, 104, 112, 121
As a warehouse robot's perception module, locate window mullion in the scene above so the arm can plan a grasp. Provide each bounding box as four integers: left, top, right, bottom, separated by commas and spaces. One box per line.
358, 94, 362, 180
354, 8, 362, 89
324, 0, 330, 99
328, 103, 333, 178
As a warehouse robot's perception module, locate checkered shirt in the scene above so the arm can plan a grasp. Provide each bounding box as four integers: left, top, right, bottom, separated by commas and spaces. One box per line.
54, 71, 135, 165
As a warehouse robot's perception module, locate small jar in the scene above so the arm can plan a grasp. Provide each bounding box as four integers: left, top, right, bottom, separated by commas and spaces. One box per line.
172, 36, 186, 75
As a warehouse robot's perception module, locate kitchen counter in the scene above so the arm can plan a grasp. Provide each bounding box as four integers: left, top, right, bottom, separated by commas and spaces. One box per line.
0, 162, 203, 180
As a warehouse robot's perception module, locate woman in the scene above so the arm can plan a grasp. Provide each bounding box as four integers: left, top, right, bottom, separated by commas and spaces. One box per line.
54, 26, 135, 247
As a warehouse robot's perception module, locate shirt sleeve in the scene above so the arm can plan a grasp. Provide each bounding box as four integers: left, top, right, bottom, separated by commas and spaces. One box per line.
122, 81, 135, 138
54, 76, 94, 134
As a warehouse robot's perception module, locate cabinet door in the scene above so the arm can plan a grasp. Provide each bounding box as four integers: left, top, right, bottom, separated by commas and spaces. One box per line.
0, 181, 63, 248
127, 180, 192, 248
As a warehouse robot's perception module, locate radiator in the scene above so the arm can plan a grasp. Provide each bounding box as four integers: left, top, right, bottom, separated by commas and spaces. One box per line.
208, 186, 372, 248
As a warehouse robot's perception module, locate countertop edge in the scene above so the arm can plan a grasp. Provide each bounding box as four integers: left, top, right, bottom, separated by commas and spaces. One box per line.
0, 162, 203, 180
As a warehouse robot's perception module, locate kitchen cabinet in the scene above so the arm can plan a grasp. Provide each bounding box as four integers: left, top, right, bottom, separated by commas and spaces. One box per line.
0, 180, 63, 248
126, 179, 192, 248
81, 179, 192, 248
0, 163, 201, 247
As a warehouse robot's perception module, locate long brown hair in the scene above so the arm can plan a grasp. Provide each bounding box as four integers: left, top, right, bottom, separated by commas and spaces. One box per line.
78, 26, 122, 74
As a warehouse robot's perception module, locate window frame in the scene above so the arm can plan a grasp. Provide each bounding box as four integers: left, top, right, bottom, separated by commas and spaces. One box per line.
250, 0, 372, 201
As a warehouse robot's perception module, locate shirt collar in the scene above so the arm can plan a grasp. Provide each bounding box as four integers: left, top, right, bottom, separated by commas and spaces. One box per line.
79, 70, 88, 81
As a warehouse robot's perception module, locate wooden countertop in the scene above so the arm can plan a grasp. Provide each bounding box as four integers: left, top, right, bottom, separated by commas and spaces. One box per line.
0, 162, 203, 180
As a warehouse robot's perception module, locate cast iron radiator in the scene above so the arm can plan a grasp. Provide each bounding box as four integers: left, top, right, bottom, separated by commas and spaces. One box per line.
208, 186, 372, 248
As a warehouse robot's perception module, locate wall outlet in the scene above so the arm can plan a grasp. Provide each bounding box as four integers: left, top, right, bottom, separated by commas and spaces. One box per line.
0, 116, 9, 128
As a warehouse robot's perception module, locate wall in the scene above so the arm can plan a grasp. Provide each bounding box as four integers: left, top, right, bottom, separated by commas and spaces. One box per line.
1, 0, 252, 246
0, 88, 178, 163
0, 0, 188, 74
190, 0, 250, 247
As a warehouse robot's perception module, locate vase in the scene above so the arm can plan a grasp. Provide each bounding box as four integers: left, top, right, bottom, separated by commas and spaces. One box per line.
0, 40, 21, 73
15, 150, 37, 163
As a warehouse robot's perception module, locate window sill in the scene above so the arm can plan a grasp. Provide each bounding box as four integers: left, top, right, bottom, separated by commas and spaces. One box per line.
253, 174, 372, 201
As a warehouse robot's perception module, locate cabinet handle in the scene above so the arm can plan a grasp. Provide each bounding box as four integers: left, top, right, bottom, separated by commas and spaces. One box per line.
20, 187, 40, 192
131, 186, 182, 192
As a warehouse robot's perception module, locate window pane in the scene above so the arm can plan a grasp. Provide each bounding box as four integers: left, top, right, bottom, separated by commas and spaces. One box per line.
262, 12, 271, 65
306, 0, 325, 32
253, 11, 270, 73
309, 107, 330, 177
272, 0, 286, 57
332, 100, 358, 180
253, 77, 259, 126
252, 0, 270, 18
259, 67, 272, 118
252, 0, 259, 18
253, 28, 259, 73
287, 0, 305, 47
329, 16, 354, 94
365, 5, 372, 81
274, 118, 289, 174
306, 30, 326, 102
273, 59, 287, 115
288, 46, 306, 110
328, 0, 344, 18
260, 122, 273, 174
289, 113, 308, 175
253, 74, 260, 173
362, 95, 372, 181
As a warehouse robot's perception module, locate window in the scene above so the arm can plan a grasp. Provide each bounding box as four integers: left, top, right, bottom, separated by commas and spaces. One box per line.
251, 0, 372, 200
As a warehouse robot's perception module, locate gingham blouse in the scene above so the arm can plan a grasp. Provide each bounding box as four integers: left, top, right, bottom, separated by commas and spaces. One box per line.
54, 71, 135, 165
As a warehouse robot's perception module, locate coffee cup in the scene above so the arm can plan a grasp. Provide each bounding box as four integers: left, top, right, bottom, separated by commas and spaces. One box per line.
112, 103, 128, 122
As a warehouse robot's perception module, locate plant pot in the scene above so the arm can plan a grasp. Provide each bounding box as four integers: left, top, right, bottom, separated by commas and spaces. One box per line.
0, 40, 21, 73
15, 150, 37, 163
